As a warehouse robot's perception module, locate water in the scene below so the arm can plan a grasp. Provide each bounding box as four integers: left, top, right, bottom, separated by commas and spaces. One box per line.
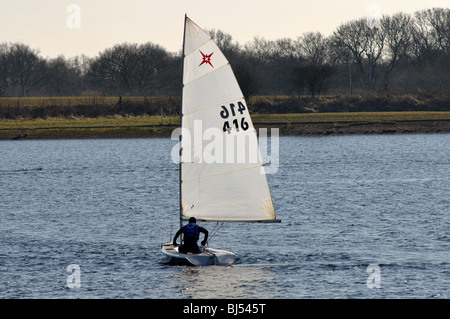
0, 134, 449, 299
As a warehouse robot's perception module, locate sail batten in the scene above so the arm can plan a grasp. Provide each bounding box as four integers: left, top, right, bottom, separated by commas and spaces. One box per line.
180, 94, 243, 118
182, 163, 265, 183
183, 60, 231, 87
180, 127, 257, 153
180, 17, 277, 223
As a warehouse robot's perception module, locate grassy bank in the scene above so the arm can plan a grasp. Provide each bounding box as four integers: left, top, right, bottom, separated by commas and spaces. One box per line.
1, 111, 449, 140
0, 115, 176, 139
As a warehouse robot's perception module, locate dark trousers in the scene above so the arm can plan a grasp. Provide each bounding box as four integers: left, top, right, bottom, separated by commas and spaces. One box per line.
179, 240, 201, 254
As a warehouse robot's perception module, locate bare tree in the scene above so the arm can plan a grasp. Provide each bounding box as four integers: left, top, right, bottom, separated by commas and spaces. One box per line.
296, 32, 331, 64
69, 54, 92, 94
381, 13, 413, 89
46, 55, 82, 96
431, 8, 450, 54
244, 36, 278, 66
88, 43, 140, 95
88, 42, 172, 95
412, 8, 450, 63
208, 29, 241, 61
244, 36, 300, 95
7, 43, 47, 96
331, 18, 385, 90
291, 62, 338, 98
0, 43, 9, 96
290, 32, 338, 97
233, 61, 259, 100
273, 38, 298, 61
135, 42, 172, 94
0, 8, 449, 99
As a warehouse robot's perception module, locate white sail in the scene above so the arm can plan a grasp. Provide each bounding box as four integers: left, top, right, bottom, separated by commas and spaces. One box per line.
180, 17, 278, 223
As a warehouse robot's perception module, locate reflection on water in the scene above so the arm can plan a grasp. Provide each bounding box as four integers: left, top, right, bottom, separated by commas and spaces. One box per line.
171, 265, 282, 299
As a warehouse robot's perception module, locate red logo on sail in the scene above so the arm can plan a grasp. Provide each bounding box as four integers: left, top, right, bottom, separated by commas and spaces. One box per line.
199, 50, 214, 68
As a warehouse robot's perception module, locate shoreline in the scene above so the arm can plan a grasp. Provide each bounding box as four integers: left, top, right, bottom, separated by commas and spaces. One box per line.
1, 119, 449, 140
269, 119, 450, 136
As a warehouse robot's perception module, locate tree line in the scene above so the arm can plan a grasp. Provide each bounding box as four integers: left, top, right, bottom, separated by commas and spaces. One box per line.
0, 7, 449, 99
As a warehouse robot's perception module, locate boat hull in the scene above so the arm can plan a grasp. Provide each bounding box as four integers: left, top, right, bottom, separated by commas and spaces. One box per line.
160, 242, 236, 266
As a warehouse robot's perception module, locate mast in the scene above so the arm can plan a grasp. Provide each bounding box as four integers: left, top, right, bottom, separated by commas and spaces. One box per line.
179, 14, 187, 229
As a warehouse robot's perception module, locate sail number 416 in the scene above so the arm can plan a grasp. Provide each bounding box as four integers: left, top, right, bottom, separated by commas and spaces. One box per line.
220, 101, 249, 134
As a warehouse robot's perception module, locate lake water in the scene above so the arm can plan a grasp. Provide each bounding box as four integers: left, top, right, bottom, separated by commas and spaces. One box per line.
0, 134, 449, 299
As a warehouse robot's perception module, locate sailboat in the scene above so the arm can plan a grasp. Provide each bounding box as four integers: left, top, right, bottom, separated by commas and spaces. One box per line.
161, 15, 280, 266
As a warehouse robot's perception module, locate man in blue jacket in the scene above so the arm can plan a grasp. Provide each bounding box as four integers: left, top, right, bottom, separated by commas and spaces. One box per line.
173, 217, 209, 254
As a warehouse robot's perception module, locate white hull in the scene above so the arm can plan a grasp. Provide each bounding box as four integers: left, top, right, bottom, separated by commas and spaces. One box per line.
160, 242, 236, 266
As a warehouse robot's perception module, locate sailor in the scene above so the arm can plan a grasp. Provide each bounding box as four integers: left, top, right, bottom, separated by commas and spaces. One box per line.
173, 217, 208, 254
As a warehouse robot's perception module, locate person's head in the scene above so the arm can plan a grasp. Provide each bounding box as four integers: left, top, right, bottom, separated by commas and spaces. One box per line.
189, 217, 196, 224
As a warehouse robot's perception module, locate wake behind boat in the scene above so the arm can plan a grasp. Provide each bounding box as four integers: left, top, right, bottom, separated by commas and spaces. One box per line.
160, 15, 279, 266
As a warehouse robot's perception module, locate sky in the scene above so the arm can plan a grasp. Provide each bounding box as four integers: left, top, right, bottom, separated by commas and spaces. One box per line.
1, 0, 449, 58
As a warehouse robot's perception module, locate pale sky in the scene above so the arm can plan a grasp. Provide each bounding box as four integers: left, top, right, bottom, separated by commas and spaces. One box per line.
1, 0, 449, 58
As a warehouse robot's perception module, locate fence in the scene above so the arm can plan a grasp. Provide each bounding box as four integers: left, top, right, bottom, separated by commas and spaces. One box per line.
0, 96, 180, 119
